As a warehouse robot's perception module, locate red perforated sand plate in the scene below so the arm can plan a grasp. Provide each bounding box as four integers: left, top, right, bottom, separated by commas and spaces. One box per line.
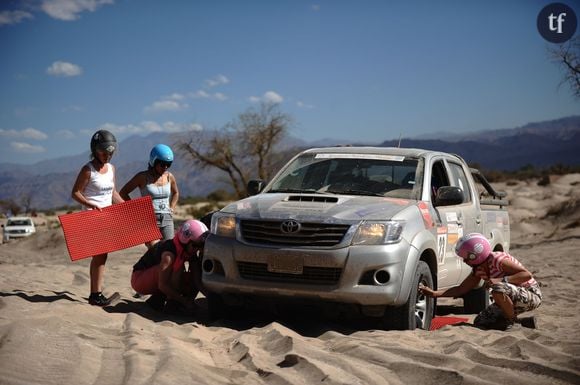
59, 196, 161, 261
430, 316, 469, 331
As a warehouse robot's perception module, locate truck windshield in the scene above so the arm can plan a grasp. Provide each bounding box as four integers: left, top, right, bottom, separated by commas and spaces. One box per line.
7, 219, 32, 226
267, 153, 420, 198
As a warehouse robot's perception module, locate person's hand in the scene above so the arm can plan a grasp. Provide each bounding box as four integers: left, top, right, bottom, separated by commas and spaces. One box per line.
473, 266, 489, 281
484, 277, 502, 288
181, 297, 196, 315
418, 284, 435, 297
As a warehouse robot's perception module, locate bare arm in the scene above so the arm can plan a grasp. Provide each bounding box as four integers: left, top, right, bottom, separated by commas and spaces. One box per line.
157, 252, 190, 306
168, 172, 179, 212
119, 172, 145, 201
111, 164, 125, 204
488, 258, 532, 286
71, 165, 100, 210
420, 273, 481, 298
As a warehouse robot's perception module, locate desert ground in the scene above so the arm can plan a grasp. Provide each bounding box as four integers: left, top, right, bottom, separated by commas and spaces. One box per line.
1, 174, 579, 385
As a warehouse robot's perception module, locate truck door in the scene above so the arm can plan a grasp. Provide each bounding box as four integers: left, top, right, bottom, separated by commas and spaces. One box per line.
429, 160, 464, 288
445, 160, 482, 235
443, 160, 485, 283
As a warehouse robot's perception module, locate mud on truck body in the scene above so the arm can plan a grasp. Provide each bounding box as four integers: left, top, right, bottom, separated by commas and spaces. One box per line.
202, 147, 509, 330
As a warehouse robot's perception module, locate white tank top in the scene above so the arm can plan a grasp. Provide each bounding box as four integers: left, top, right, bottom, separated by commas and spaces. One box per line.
83, 162, 114, 210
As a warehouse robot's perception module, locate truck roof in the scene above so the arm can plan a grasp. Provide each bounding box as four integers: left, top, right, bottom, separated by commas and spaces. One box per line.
301, 146, 461, 160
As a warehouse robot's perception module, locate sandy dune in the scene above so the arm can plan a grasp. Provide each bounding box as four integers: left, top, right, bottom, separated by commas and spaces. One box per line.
1, 175, 579, 385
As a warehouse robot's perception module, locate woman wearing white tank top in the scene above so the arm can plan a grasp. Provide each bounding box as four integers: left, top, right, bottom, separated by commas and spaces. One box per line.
71, 130, 124, 306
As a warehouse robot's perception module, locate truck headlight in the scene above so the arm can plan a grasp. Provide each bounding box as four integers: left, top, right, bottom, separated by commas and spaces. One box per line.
352, 221, 404, 245
211, 212, 236, 238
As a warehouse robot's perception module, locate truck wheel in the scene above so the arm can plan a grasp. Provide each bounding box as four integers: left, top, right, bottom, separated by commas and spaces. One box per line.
462, 286, 490, 314
382, 261, 434, 330
207, 293, 227, 321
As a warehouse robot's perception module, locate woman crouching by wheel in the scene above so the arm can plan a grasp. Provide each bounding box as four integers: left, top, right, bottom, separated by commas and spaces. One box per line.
131, 219, 208, 315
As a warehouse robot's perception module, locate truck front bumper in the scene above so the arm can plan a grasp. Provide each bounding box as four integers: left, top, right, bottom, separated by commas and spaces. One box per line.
202, 235, 415, 307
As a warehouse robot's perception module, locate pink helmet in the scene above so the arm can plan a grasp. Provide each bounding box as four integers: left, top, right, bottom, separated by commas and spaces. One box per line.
176, 219, 208, 244
455, 233, 491, 265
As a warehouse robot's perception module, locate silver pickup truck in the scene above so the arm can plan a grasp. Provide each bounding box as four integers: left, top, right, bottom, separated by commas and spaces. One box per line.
202, 146, 509, 330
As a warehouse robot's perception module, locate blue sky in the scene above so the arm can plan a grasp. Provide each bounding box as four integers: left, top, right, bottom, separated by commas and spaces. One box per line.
0, 0, 578, 165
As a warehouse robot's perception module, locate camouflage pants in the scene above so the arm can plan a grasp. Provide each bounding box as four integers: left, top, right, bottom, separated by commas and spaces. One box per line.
474, 283, 542, 327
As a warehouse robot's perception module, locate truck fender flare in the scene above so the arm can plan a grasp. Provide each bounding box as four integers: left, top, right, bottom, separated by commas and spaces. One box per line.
488, 227, 509, 252
395, 230, 438, 304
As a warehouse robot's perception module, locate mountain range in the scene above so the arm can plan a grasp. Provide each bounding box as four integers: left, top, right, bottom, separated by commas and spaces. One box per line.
0, 115, 579, 210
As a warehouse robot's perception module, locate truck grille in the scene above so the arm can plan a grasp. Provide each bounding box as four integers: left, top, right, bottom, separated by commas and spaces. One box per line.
237, 262, 342, 285
240, 220, 350, 246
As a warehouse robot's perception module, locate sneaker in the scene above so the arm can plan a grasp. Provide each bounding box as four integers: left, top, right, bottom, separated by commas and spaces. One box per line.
145, 293, 167, 312
517, 316, 537, 329
88, 292, 109, 306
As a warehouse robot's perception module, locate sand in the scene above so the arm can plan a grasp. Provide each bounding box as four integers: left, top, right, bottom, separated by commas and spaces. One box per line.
1, 175, 579, 385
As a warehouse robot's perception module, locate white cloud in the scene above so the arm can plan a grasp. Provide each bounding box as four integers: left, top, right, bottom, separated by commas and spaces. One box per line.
167, 93, 185, 101
56, 129, 76, 139
311, 4, 321, 11
0, 10, 34, 26
11, 142, 46, 153
249, 91, 284, 104
62, 105, 85, 112
96, 121, 202, 135
41, 0, 114, 21
297, 100, 315, 109
190, 90, 228, 101
213, 92, 228, 101
144, 93, 190, 113
0, 128, 48, 140
46, 61, 83, 77
205, 74, 229, 88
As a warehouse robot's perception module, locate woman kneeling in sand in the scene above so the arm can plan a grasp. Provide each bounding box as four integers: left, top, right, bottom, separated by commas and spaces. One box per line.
420, 233, 542, 331
131, 219, 208, 315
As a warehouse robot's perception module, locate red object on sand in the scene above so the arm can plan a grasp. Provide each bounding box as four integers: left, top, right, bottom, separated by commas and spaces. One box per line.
59, 196, 161, 261
430, 316, 469, 331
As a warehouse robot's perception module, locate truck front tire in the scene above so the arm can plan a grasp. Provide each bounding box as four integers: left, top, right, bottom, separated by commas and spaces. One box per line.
382, 261, 434, 331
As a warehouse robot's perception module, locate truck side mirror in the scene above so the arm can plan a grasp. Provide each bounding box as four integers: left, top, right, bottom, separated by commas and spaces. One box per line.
247, 180, 265, 196
435, 186, 464, 206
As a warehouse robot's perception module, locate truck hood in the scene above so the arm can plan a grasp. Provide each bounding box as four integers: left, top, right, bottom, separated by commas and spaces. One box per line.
223, 193, 416, 222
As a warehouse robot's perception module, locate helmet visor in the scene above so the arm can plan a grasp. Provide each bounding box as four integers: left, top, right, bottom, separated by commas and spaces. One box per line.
96, 142, 116, 154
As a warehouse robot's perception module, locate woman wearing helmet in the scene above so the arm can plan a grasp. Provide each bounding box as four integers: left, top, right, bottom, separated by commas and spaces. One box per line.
419, 233, 542, 330
131, 219, 209, 314
71, 130, 125, 306
120, 144, 179, 247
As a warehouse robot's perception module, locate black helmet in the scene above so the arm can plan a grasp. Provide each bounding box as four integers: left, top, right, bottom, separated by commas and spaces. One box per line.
90, 130, 117, 156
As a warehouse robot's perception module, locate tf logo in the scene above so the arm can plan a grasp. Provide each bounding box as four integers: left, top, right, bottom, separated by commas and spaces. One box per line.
537, 3, 577, 44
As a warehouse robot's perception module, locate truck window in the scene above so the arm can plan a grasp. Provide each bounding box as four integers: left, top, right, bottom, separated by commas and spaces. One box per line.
431, 161, 450, 200
447, 162, 472, 203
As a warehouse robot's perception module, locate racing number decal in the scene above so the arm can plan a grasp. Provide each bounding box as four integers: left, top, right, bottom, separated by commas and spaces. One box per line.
437, 234, 447, 264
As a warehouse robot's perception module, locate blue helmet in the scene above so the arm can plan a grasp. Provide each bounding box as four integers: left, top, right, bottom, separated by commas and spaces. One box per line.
149, 144, 174, 167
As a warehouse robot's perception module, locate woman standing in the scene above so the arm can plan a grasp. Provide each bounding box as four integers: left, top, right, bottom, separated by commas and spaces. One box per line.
120, 144, 179, 248
71, 130, 124, 306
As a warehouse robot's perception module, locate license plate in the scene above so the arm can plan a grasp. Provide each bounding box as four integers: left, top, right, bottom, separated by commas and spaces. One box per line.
267, 255, 303, 274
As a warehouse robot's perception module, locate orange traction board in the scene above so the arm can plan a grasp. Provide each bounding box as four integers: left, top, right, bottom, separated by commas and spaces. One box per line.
59, 196, 161, 261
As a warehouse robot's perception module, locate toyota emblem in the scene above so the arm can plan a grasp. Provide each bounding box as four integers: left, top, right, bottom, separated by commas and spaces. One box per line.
280, 220, 301, 234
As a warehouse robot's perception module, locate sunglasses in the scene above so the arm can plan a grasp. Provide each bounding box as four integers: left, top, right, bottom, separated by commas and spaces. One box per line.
156, 160, 172, 168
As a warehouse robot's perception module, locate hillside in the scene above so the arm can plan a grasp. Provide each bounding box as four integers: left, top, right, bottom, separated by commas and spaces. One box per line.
0, 115, 579, 210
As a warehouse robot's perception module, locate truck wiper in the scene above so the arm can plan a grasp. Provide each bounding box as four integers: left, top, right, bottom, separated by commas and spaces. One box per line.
326, 189, 383, 197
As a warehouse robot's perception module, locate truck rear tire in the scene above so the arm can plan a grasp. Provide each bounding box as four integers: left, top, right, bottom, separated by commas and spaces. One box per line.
382, 261, 434, 330
462, 286, 490, 314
